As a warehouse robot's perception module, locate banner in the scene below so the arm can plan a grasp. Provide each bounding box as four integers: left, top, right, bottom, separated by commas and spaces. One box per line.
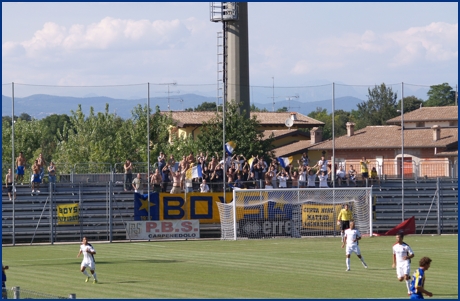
134, 193, 160, 221
126, 220, 200, 240
134, 192, 233, 223
301, 204, 342, 230
384, 216, 416, 236
57, 203, 79, 225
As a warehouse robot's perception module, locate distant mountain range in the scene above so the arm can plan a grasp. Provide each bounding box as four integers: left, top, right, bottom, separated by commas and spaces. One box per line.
2, 93, 364, 119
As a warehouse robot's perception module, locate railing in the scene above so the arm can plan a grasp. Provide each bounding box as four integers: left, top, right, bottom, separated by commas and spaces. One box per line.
2, 159, 457, 188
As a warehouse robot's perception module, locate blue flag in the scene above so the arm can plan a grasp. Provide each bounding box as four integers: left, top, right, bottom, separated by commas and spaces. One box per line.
134, 193, 160, 221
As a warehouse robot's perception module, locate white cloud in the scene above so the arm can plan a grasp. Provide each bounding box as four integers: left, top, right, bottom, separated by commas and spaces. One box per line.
4, 17, 191, 58
387, 22, 458, 66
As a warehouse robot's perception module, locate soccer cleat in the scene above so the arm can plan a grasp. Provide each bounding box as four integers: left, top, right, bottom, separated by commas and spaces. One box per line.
85, 277, 90, 283
93, 280, 98, 284
362, 263, 368, 268
346, 268, 350, 271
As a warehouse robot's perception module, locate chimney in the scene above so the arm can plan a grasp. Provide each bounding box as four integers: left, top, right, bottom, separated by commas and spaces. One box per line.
346, 122, 355, 137
290, 112, 297, 120
310, 127, 323, 144
432, 125, 441, 141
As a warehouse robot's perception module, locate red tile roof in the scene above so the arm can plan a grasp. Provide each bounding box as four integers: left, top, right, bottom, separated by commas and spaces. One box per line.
164, 111, 324, 128
387, 106, 458, 125
309, 126, 458, 150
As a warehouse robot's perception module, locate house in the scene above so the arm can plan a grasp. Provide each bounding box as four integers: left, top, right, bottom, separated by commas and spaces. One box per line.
307, 106, 458, 179
165, 111, 324, 162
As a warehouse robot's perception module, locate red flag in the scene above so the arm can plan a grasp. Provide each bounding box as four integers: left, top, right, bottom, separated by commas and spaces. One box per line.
384, 216, 416, 236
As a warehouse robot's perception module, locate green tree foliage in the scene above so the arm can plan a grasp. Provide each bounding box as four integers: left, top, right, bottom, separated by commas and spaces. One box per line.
53, 103, 174, 166
276, 107, 288, 112
425, 83, 456, 107
250, 104, 268, 112
2, 118, 43, 167
196, 102, 275, 160
308, 108, 352, 140
185, 101, 218, 112
355, 83, 398, 129
397, 96, 424, 113
18, 113, 32, 122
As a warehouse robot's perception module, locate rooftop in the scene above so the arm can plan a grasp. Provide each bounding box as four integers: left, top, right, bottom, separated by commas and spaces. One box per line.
164, 111, 324, 128
309, 126, 458, 150
387, 106, 458, 125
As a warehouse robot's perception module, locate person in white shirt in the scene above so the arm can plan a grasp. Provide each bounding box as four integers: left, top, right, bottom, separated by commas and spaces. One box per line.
317, 170, 329, 188
392, 232, 414, 295
298, 165, 307, 188
306, 169, 317, 188
336, 166, 349, 186
341, 221, 367, 271
277, 171, 289, 188
315, 156, 328, 172
200, 179, 210, 193
77, 237, 98, 284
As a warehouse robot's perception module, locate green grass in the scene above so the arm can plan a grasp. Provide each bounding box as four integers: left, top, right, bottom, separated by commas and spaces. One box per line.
2, 235, 458, 299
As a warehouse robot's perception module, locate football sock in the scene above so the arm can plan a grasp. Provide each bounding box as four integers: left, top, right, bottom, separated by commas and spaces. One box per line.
82, 270, 90, 277
341, 232, 344, 242
360, 257, 366, 265
92, 272, 98, 281
346, 258, 350, 269
405, 280, 411, 292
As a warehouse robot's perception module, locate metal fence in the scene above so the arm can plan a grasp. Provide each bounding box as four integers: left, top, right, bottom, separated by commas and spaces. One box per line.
4, 287, 74, 299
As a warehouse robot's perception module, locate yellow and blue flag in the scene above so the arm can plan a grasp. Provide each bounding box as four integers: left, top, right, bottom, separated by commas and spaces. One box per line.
185, 164, 203, 180
225, 141, 236, 155
278, 156, 293, 168
247, 157, 255, 170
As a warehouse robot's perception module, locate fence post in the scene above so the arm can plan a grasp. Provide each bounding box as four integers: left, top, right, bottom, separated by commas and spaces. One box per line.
13, 287, 20, 299
50, 181, 54, 245
109, 181, 113, 243
436, 177, 441, 235
69, 293, 76, 299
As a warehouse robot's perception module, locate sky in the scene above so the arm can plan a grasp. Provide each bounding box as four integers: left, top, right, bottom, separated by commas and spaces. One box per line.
2, 2, 458, 102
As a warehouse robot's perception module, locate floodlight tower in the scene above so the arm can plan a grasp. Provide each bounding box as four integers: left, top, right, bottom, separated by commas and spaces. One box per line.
210, 2, 250, 119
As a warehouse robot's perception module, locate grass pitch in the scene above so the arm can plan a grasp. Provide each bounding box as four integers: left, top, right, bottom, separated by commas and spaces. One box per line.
2, 235, 457, 299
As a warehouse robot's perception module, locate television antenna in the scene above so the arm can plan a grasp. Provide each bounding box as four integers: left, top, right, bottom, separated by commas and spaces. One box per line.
159, 82, 180, 110
285, 94, 300, 111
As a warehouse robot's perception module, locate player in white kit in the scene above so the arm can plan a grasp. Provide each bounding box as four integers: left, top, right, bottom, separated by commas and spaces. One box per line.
392, 232, 414, 295
77, 237, 98, 284
341, 221, 367, 271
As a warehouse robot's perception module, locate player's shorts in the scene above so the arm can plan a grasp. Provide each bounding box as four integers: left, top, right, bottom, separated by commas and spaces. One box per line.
16, 166, 24, 175
340, 220, 350, 231
396, 262, 411, 278
33, 174, 40, 183
7, 184, 12, 193
81, 260, 95, 271
345, 244, 361, 256
170, 186, 181, 194
362, 172, 369, 178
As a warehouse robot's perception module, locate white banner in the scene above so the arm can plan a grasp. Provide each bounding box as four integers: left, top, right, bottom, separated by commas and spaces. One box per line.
126, 220, 200, 240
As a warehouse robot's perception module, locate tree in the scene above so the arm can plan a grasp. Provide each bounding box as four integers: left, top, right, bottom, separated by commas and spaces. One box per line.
308, 108, 352, 140
196, 102, 275, 160
397, 96, 424, 113
276, 107, 288, 113
250, 104, 268, 112
185, 101, 218, 112
18, 113, 32, 122
355, 83, 398, 129
424, 83, 456, 107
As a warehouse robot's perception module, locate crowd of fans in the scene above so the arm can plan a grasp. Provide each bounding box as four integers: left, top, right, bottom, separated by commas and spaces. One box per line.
5, 151, 379, 198
122, 151, 378, 194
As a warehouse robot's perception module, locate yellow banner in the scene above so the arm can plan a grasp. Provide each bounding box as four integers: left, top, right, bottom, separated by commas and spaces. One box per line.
57, 204, 80, 225
301, 204, 342, 230
160, 193, 233, 223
